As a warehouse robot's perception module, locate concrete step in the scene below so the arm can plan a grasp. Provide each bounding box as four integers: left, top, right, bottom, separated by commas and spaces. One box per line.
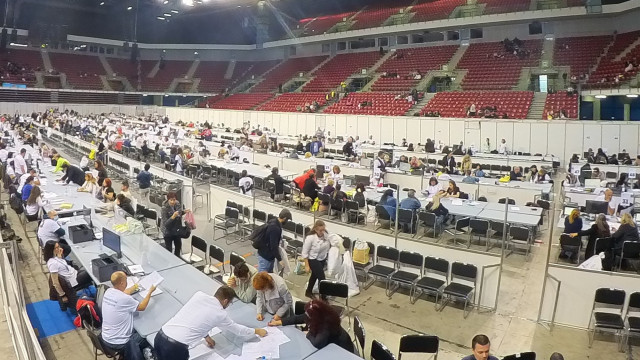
527, 92, 547, 119
224, 60, 236, 80
447, 45, 469, 71
41, 50, 52, 71
614, 36, 640, 62
185, 60, 199, 79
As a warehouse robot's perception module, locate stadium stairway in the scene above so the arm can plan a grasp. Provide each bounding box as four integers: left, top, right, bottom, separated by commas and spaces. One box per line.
527, 92, 547, 119
408, 92, 435, 115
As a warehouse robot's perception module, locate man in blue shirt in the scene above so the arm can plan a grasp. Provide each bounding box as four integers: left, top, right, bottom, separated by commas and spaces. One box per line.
461, 334, 499, 360
136, 163, 153, 201
474, 165, 485, 178
399, 190, 422, 233
310, 137, 323, 156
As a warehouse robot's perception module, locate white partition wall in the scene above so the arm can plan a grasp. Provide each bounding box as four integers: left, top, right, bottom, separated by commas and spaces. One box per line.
539, 264, 640, 329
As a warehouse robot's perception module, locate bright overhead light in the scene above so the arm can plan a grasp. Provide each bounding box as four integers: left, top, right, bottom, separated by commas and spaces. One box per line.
9, 43, 27, 47
626, 94, 638, 98
127, 6, 133, 10
99, 1, 105, 5
164, 13, 171, 16
595, 95, 607, 99
157, 16, 165, 20
163, 0, 169, 3
182, 0, 194, 6
171, 9, 179, 13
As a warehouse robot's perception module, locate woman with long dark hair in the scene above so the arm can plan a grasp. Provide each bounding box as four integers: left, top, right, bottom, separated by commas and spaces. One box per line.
268, 299, 354, 353
43, 241, 93, 303
301, 220, 330, 298
25, 185, 44, 221
94, 160, 107, 186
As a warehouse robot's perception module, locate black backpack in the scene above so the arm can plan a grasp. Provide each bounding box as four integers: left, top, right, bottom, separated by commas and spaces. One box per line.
9, 193, 23, 214
250, 222, 270, 249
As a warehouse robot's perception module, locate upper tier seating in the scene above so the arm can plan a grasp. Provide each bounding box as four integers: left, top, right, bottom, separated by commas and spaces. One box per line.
0, 49, 42, 87
251, 56, 327, 93
141, 60, 192, 92
107, 58, 145, 89
210, 93, 274, 110
323, 92, 414, 116
457, 40, 541, 90
372, 45, 458, 92
588, 31, 640, 86
49, 52, 105, 90
256, 93, 328, 112
349, 2, 412, 30
299, 13, 355, 36
198, 95, 224, 108
543, 91, 578, 119
195, 61, 231, 93
302, 51, 382, 92
420, 91, 534, 119
232, 60, 281, 88
410, 0, 465, 23
481, 0, 530, 15
553, 36, 611, 77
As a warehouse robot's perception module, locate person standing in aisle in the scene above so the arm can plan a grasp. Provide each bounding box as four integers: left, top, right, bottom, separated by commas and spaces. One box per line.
256, 209, 291, 272
302, 220, 331, 298
161, 192, 190, 256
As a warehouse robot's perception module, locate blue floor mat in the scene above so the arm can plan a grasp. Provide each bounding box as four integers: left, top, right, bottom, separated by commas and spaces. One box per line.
26, 300, 77, 338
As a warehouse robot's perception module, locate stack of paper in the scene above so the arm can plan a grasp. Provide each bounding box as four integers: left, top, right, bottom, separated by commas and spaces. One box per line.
138, 271, 164, 297
240, 327, 290, 359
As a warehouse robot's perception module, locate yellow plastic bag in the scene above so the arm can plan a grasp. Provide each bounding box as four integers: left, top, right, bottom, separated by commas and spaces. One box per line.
310, 198, 320, 212
499, 175, 511, 183
352, 240, 370, 264
89, 149, 96, 160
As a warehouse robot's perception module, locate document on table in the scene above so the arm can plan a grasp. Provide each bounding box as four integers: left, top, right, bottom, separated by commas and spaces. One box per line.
127, 264, 145, 275
451, 199, 464, 206
511, 207, 521, 211
240, 327, 290, 359
137, 271, 165, 297
188, 328, 223, 359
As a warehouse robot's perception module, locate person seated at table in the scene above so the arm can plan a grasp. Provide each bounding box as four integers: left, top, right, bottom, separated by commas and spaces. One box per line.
462, 170, 479, 184
596, 188, 618, 216
564, 209, 583, 234
425, 177, 442, 198
25, 185, 44, 222
393, 155, 409, 168
37, 210, 71, 258
17, 169, 39, 198
611, 213, 640, 258
268, 299, 355, 353
101, 271, 157, 360
322, 179, 335, 195
509, 166, 523, 181
425, 194, 449, 231
342, 137, 355, 158
302, 172, 321, 201
293, 168, 316, 190
253, 272, 293, 322
94, 160, 108, 186
616, 173, 629, 188
43, 240, 93, 300
380, 189, 397, 220
327, 165, 343, 183
227, 262, 258, 303
524, 165, 538, 182
116, 194, 135, 217
590, 167, 606, 182
409, 156, 423, 170
19, 175, 36, 201
99, 178, 112, 200
236, 169, 253, 196
331, 183, 347, 202
353, 182, 366, 207
154, 287, 266, 360
569, 213, 611, 260
407, 143, 415, 152
533, 168, 552, 184
265, 167, 288, 202
58, 163, 85, 186
104, 187, 117, 205
443, 180, 461, 198
120, 180, 134, 201
424, 138, 436, 153
78, 172, 100, 196
595, 148, 608, 164
400, 189, 422, 211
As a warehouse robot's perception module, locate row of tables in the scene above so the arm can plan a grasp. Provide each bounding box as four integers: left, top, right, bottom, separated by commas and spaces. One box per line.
37, 160, 342, 360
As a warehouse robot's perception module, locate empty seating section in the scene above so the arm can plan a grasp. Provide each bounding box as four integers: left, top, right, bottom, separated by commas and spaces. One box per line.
142, 60, 192, 92
303, 52, 381, 92
457, 40, 541, 90
410, 0, 465, 23
256, 93, 327, 112
195, 61, 231, 93
324, 92, 413, 116
349, 3, 412, 30
251, 56, 327, 93
210, 93, 274, 110
197, 95, 224, 108
481, 0, 530, 15
300, 13, 355, 35
49, 52, 106, 90
421, 91, 533, 119
372, 45, 458, 92
589, 31, 640, 86
232, 60, 281, 88
0, 49, 42, 86
553, 36, 611, 77
543, 91, 578, 119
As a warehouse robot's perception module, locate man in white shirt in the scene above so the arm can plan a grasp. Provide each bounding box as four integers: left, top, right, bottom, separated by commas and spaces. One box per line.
227, 144, 240, 161
596, 188, 619, 216
498, 139, 507, 155
238, 170, 254, 196
17, 169, 39, 194
0, 144, 8, 163
373, 151, 387, 186
154, 287, 266, 360
13, 148, 27, 177
177, 128, 185, 140
161, 126, 170, 137
101, 271, 156, 360
37, 210, 71, 257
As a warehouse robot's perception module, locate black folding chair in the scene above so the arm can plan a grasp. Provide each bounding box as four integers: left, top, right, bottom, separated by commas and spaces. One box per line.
417, 211, 440, 240
617, 241, 640, 271
353, 316, 366, 357
411, 256, 449, 306
388, 251, 423, 298
364, 245, 399, 290
319, 280, 350, 327
559, 234, 582, 264
445, 217, 469, 247
207, 244, 226, 277
398, 334, 439, 360
624, 292, 640, 348
371, 340, 396, 360
375, 205, 393, 231
439, 262, 477, 318
185, 235, 207, 271
589, 288, 626, 351
229, 251, 245, 270
468, 219, 490, 250
502, 352, 536, 360
509, 226, 531, 257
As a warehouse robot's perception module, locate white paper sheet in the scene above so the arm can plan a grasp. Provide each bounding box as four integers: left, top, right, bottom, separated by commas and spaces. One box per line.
127, 265, 145, 275
139, 271, 164, 289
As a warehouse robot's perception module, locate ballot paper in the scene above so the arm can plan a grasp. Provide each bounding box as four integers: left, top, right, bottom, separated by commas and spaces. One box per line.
511, 207, 521, 211
137, 271, 165, 297
451, 199, 464, 206
188, 328, 223, 359
240, 327, 290, 359
127, 264, 145, 275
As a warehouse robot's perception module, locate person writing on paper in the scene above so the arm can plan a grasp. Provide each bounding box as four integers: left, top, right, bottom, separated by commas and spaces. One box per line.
116, 194, 135, 217
533, 168, 551, 184
596, 188, 618, 216
611, 213, 640, 257
328, 165, 343, 183
302, 220, 331, 298
268, 299, 355, 353
154, 287, 266, 360
59, 163, 85, 186
101, 271, 156, 360
37, 210, 72, 257
443, 180, 461, 198
253, 272, 293, 322
78, 172, 100, 196
425, 177, 442, 198
227, 262, 258, 303
425, 194, 449, 233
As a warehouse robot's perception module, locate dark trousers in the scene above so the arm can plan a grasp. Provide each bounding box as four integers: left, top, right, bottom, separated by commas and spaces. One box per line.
103, 332, 147, 360
306, 259, 326, 294
154, 330, 189, 360
164, 235, 182, 256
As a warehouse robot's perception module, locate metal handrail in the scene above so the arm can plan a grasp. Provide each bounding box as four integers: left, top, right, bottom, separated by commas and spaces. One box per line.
537, 274, 562, 330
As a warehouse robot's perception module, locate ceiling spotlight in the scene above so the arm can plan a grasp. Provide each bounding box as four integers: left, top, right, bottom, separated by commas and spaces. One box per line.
171, 9, 179, 13
157, 16, 165, 20
164, 13, 172, 16
127, 6, 133, 10
99, 1, 105, 5
182, 0, 194, 6
595, 95, 607, 99
163, 0, 169, 3
194, 51, 198, 55
626, 94, 638, 98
